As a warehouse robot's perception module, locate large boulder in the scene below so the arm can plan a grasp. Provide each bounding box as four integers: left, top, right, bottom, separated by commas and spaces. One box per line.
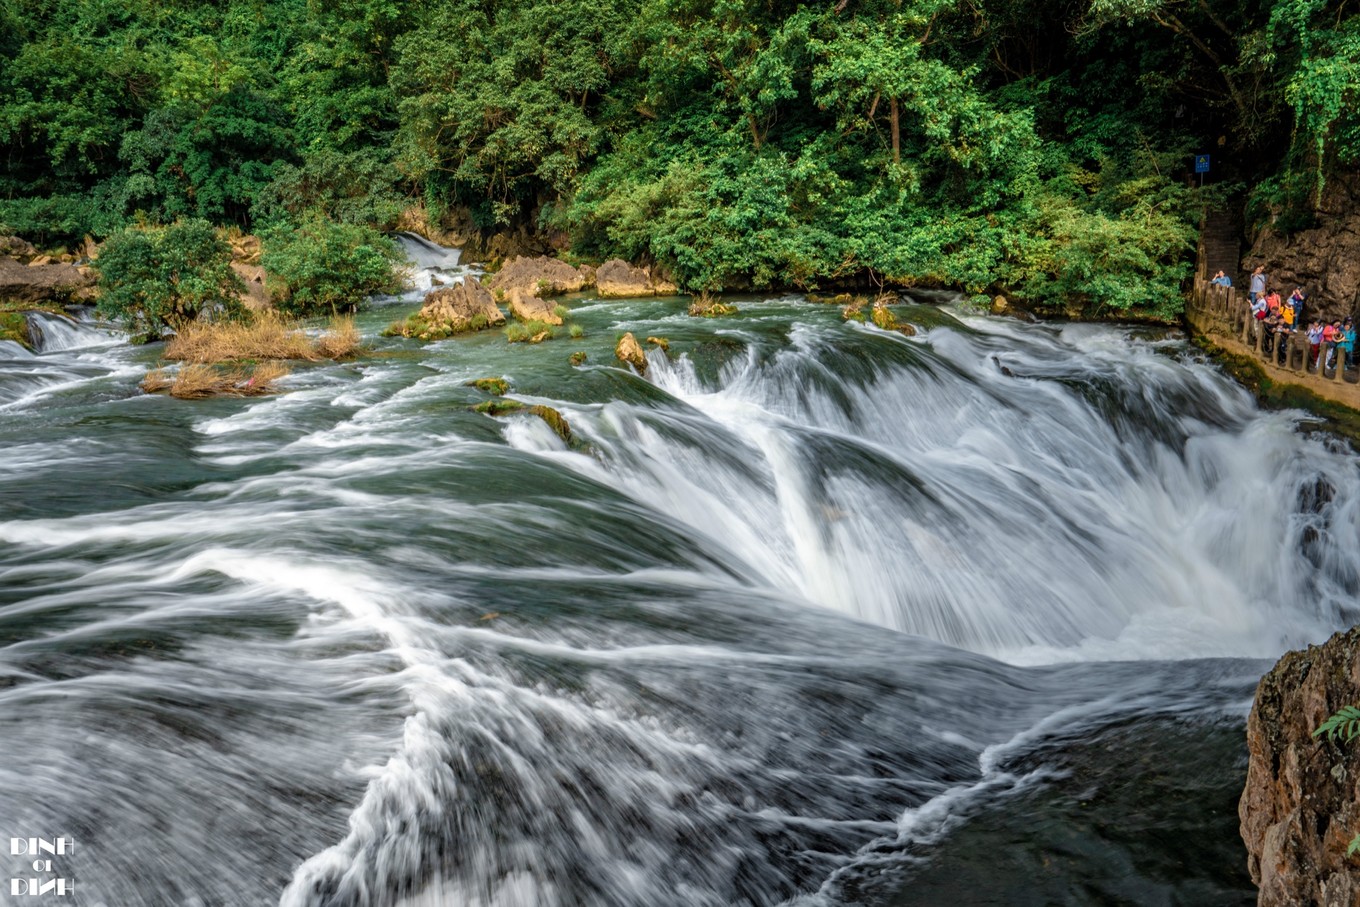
615, 332, 647, 374
0, 257, 97, 304
487, 256, 587, 297
596, 259, 678, 299
418, 279, 505, 332
505, 287, 563, 326
230, 263, 271, 311
1240, 625, 1360, 906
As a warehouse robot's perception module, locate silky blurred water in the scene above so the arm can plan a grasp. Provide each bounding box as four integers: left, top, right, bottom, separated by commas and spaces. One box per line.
1, 260, 1356, 906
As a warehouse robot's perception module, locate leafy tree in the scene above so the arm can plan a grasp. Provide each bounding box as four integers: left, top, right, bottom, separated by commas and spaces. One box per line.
259, 219, 407, 315
94, 220, 245, 342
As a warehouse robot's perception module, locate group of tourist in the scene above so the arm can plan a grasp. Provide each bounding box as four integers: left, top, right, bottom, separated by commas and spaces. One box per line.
1211, 265, 1356, 372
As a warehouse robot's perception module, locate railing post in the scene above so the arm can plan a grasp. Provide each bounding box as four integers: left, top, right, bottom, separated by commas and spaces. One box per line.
1335, 348, 1347, 382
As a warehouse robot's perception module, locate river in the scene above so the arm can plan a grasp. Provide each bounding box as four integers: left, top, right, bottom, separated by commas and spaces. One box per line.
1, 242, 1357, 906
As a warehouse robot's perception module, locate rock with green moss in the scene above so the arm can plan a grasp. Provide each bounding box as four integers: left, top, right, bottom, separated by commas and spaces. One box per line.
688, 295, 737, 317
569, 351, 588, 366
527, 405, 573, 445
468, 377, 509, 395
398, 279, 505, 339
472, 398, 574, 446
472, 398, 526, 416
0, 310, 32, 348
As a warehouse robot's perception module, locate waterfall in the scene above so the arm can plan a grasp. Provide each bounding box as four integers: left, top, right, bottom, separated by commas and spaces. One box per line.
389, 233, 480, 299
24, 310, 119, 352
0, 294, 1353, 906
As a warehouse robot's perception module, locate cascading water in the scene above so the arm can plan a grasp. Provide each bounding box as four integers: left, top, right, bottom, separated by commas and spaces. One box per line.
1, 252, 1356, 906
388, 233, 480, 298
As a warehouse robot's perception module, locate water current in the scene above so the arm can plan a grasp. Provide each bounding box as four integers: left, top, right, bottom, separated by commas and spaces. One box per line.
2, 243, 1358, 906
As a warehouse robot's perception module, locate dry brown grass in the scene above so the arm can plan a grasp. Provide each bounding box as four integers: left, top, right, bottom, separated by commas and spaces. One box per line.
164, 312, 362, 363
141, 362, 290, 399
313, 317, 360, 359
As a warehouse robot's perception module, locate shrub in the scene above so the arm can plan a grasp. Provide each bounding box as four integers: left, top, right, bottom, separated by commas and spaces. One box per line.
505, 319, 555, 343
260, 218, 408, 316
95, 220, 245, 342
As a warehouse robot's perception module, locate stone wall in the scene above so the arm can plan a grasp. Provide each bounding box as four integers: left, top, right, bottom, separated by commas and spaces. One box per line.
1244, 173, 1360, 326
1241, 626, 1360, 906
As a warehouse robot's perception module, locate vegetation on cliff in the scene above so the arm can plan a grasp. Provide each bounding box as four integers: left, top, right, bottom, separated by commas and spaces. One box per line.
3, 0, 1357, 315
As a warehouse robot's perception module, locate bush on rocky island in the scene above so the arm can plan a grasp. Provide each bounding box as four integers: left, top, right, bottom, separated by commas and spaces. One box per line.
95, 220, 245, 343
261, 220, 407, 316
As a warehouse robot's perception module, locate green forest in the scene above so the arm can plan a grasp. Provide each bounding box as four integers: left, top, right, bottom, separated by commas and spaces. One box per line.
2, 0, 1357, 316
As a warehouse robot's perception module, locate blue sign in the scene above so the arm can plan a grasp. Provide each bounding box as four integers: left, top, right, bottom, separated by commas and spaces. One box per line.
1195, 154, 1211, 173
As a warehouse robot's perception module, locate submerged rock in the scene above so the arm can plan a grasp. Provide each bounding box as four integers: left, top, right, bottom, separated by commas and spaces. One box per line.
646, 336, 670, 351
688, 296, 737, 317
1240, 626, 1360, 905
471, 398, 573, 445
615, 332, 647, 374
468, 377, 509, 395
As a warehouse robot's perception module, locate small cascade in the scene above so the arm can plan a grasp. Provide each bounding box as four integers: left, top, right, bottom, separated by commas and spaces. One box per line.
390, 232, 480, 299
24, 310, 118, 352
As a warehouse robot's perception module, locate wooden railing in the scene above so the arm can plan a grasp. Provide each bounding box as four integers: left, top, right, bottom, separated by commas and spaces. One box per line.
1188, 269, 1355, 385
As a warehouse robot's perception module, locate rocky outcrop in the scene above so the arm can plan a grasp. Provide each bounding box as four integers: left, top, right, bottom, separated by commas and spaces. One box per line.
230, 263, 270, 310
0, 236, 38, 260
1241, 625, 1360, 906
417, 279, 505, 333
487, 256, 588, 297
504, 287, 563, 326
0, 256, 97, 304
615, 332, 647, 374
596, 259, 679, 299
228, 233, 262, 266
1245, 173, 1360, 324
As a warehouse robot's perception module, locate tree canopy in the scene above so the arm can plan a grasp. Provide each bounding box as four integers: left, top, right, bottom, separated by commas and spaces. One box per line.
2, 0, 1356, 315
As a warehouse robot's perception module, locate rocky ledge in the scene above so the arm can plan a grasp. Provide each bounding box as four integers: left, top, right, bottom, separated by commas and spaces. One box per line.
1241, 625, 1360, 906
0, 234, 97, 305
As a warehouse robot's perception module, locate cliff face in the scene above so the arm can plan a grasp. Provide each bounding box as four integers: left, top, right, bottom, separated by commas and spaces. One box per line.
1245, 173, 1360, 324
1241, 626, 1360, 906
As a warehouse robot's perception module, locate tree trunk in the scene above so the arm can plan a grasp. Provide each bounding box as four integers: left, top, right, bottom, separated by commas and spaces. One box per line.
890, 96, 900, 164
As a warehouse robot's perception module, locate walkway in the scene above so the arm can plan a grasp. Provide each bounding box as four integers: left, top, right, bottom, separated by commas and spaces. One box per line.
1186, 268, 1360, 410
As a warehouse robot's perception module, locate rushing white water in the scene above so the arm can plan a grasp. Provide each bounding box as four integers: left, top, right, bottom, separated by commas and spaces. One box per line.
389, 233, 479, 297
25, 309, 121, 352
0, 273, 1356, 906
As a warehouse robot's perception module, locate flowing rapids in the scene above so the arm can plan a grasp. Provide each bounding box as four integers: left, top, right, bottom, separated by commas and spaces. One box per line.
1, 259, 1357, 906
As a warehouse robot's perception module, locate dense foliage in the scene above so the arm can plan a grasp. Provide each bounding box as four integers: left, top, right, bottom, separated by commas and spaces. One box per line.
260, 220, 408, 315
4, 0, 1357, 316
94, 220, 244, 342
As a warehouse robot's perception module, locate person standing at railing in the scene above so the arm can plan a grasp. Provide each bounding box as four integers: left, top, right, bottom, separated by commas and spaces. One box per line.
1340, 319, 1356, 373
1307, 320, 1324, 369
1266, 288, 1283, 316
1324, 321, 1342, 369
1250, 266, 1268, 305
1212, 270, 1233, 287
